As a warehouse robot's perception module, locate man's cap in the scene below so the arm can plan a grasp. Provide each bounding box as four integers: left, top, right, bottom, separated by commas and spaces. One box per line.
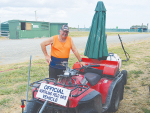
60, 25, 69, 31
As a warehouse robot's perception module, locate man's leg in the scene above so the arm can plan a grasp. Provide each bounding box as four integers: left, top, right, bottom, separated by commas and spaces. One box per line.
49, 66, 64, 79
56, 69, 64, 78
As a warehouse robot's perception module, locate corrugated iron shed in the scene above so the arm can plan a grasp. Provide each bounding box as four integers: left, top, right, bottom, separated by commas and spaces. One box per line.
5, 20, 68, 39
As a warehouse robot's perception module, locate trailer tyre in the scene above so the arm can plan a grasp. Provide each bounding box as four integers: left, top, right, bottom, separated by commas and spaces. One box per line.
121, 70, 127, 85
79, 107, 98, 113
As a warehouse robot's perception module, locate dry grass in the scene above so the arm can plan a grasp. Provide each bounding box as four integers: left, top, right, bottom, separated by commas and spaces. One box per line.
68, 31, 150, 37
1, 32, 149, 39
0, 38, 150, 113
114, 39, 150, 113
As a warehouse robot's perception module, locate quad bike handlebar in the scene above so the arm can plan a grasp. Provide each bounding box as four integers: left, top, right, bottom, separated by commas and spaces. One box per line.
56, 61, 79, 78
58, 63, 100, 78
57, 69, 78, 78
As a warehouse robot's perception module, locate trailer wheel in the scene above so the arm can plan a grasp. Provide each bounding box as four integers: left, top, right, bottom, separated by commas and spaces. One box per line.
108, 85, 121, 112
79, 107, 98, 113
121, 70, 127, 85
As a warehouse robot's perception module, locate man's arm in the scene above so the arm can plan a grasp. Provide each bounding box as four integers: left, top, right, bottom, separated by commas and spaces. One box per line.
41, 37, 53, 63
71, 39, 85, 66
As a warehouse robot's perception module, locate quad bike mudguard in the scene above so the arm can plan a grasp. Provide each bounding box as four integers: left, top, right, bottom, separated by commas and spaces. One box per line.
78, 90, 102, 113
102, 73, 123, 112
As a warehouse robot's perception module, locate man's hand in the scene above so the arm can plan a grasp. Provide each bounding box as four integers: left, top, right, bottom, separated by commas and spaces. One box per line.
41, 37, 53, 64
80, 62, 85, 66
45, 55, 51, 64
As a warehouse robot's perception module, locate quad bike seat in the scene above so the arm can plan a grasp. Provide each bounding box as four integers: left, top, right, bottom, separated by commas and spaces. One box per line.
84, 72, 102, 86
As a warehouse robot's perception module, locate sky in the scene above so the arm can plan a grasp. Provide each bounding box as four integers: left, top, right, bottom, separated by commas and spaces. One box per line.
0, 0, 150, 29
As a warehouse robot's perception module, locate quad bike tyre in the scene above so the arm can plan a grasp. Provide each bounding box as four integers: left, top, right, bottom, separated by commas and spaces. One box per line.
120, 79, 124, 100
79, 107, 98, 113
108, 84, 121, 112
26, 99, 76, 113
121, 70, 127, 85
120, 70, 127, 100
25, 99, 42, 113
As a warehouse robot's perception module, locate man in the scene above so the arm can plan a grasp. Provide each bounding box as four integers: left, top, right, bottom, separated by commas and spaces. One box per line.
41, 25, 84, 79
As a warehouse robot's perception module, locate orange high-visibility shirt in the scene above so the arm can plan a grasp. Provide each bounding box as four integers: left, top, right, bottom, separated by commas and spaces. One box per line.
51, 35, 71, 58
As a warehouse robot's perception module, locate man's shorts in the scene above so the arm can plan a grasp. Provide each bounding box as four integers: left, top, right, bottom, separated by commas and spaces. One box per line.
49, 66, 64, 79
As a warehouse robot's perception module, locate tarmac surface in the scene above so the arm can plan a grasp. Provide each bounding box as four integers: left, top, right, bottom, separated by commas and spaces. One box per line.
0, 34, 150, 65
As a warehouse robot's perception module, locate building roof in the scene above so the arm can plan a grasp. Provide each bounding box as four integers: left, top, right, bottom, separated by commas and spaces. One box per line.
130, 25, 148, 29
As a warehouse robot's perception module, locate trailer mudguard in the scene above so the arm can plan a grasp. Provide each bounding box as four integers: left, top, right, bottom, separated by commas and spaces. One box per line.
102, 73, 123, 112
78, 90, 102, 113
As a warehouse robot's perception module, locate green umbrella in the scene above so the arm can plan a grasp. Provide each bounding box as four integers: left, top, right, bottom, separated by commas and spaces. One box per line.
84, 1, 108, 60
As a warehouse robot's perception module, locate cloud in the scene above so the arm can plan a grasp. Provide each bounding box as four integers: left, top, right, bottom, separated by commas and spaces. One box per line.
0, 0, 150, 28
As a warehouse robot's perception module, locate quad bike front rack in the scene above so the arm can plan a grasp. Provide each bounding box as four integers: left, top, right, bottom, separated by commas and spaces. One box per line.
30, 77, 89, 113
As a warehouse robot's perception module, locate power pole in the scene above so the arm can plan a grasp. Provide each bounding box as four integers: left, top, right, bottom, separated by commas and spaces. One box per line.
35, 10, 37, 21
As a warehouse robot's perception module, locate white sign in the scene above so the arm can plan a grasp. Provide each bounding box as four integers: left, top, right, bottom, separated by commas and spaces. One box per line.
36, 83, 71, 106
33, 25, 39, 28
17, 26, 19, 30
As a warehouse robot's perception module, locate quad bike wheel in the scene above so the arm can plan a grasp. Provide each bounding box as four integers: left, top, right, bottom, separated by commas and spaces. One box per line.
26, 99, 61, 113
26, 99, 76, 113
108, 84, 121, 112
79, 107, 98, 113
121, 70, 127, 85
25, 99, 52, 113
120, 79, 124, 101
25, 99, 42, 113
120, 70, 127, 100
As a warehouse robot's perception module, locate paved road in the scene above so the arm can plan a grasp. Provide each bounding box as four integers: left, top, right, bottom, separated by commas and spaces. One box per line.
0, 34, 150, 65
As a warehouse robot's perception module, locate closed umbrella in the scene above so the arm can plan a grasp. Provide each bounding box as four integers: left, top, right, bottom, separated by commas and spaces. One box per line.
84, 1, 108, 60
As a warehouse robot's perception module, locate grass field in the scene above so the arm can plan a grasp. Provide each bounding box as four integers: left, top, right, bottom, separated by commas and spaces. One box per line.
68, 31, 150, 37
0, 32, 150, 39
0, 37, 150, 113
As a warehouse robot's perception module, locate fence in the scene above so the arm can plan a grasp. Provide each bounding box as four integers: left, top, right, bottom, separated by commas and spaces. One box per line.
70, 28, 149, 32
0, 31, 9, 37
106, 29, 138, 32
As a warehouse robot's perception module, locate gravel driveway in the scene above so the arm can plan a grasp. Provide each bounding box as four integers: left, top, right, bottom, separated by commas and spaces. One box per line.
0, 34, 150, 65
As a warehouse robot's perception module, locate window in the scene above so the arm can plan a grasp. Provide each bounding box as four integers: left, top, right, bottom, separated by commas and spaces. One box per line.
41, 23, 49, 30
21, 22, 26, 30
26, 23, 31, 30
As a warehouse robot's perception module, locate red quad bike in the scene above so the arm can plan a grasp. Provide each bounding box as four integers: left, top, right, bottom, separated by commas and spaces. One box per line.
21, 53, 127, 113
